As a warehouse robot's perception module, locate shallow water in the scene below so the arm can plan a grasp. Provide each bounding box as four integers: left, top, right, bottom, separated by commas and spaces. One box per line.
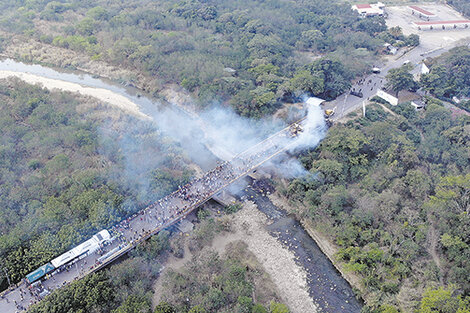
0, 58, 219, 171
238, 179, 363, 313
0, 58, 361, 311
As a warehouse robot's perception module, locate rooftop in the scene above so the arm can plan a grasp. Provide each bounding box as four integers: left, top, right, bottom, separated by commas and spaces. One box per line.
352, 3, 384, 16
409, 6, 436, 17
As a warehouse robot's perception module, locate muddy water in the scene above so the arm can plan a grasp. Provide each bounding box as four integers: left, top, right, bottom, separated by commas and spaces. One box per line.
237, 179, 362, 313
0, 58, 219, 171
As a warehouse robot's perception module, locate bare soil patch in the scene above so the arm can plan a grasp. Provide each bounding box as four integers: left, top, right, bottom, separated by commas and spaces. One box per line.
0, 70, 149, 119
153, 201, 319, 313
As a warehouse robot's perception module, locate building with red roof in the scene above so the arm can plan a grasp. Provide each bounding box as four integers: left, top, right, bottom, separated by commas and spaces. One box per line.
413, 20, 470, 30
409, 6, 437, 20
352, 2, 385, 17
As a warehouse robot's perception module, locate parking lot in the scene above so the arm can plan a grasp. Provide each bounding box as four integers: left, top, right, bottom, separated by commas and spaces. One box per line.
385, 4, 470, 50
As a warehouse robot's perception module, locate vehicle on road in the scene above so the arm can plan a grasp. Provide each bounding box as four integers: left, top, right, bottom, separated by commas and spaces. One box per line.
350, 90, 364, 98
324, 108, 335, 118
25, 230, 111, 284
289, 123, 303, 137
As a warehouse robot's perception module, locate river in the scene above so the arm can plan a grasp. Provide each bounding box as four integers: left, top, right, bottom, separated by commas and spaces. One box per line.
0, 58, 220, 171
0, 58, 362, 312
237, 178, 362, 313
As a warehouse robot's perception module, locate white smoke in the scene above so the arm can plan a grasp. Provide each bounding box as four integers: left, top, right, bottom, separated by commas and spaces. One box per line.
288, 100, 327, 152
261, 98, 327, 178
111, 94, 328, 189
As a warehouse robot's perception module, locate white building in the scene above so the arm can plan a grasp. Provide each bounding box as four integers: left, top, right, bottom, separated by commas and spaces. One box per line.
411, 63, 430, 81
352, 2, 385, 17
376, 90, 398, 106
409, 6, 437, 20
414, 20, 470, 30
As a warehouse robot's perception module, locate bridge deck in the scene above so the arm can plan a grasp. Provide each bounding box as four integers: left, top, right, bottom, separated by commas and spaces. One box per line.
0, 117, 304, 312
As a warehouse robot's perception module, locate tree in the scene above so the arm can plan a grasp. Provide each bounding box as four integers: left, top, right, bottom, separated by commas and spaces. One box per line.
114, 295, 152, 313
429, 174, 470, 215
420, 47, 470, 99
28, 272, 115, 313
379, 304, 400, 313
406, 34, 420, 47
236, 296, 253, 313
297, 29, 323, 49
388, 26, 404, 39
188, 305, 207, 313
87, 6, 109, 20
420, 66, 448, 97
269, 302, 289, 313
154, 302, 176, 313
385, 65, 416, 97
353, 16, 387, 35
77, 17, 97, 36
417, 286, 470, 313
312, 159, 345, 184
252, 304, 268, 313
289, 70, 324, 96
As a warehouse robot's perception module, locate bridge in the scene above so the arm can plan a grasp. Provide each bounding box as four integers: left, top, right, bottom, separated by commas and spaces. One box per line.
0, 110, 321, 313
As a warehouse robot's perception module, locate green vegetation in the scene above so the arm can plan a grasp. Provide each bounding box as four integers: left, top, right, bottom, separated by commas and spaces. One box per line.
223, 203, 242, 214
421, 47, 470, 103
28, 218, 287, 313
378, 26, 420, 48
448, 0, 470, 17
28, 256, 162, 313
0, 1, 467, 312
283, 101, 470, 311
385, 64, 417, 97
0, 0, 417, 118
28, 229, 170, 312
417, 286, 470, 313
158, 241, 287, 313
0, 78, 191, 290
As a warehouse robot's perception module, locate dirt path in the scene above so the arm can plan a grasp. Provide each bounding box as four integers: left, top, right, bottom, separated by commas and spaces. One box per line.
427, 221, 444, 284
377, 103, 398, 116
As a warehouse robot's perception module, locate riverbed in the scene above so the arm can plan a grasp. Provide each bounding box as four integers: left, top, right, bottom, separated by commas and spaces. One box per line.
0, 58, 220, 171
238, 178, 363, 313
0, 57, 362, 312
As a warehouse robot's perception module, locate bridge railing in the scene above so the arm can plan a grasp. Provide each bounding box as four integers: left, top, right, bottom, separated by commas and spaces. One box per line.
1, 113, 307, 308
80, 128, 300, 277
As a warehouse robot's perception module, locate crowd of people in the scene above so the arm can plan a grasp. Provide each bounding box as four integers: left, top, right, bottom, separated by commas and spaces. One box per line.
0, 127, 294, 313
350, 74, 384, 98
0, 283, 45, 312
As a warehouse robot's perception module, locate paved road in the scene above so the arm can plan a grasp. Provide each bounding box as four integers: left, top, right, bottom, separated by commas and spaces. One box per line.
324, 44, 460, 120
0, 40, 466, 313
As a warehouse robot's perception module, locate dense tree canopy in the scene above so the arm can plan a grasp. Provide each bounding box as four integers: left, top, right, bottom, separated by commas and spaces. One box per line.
29, 257, 162, 313
421, 47, 470, 102
0, 0, 405, 117
0, 79, 191, 290
385, 65, 416, 97
448, 0, 470, 17
284, 101, 470, 311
